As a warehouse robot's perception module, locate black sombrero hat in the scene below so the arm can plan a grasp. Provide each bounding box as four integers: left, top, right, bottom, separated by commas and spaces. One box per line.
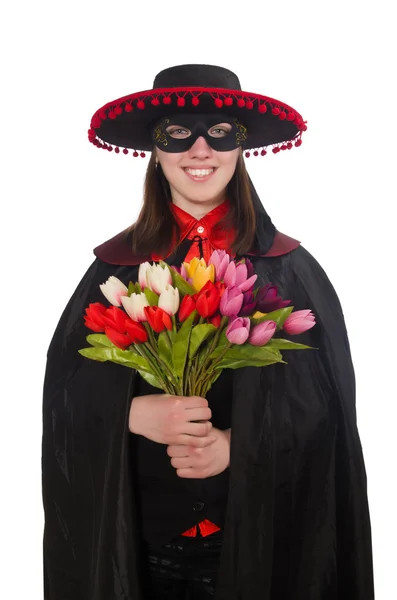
88, 64, 307, 158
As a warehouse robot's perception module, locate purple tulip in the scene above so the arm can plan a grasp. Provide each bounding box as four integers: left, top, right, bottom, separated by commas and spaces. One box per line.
238, 291, 257, 317
208, 249, 231, 281
283, 310, 316, 335
224, 261, 257, 292
220, 286, 244, 316
244, 258, 255, 279
226, 317, 251, 345
256, 283, 291, 313
248, 320, 277, 346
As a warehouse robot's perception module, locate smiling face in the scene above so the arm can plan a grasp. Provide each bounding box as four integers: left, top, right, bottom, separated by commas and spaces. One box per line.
153, 115, 243, 215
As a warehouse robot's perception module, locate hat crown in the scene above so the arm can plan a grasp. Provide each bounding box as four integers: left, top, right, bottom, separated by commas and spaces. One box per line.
152, 64, 242, 91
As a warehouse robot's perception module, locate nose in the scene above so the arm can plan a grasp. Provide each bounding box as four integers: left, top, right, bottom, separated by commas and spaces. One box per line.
188, 135, 212, 159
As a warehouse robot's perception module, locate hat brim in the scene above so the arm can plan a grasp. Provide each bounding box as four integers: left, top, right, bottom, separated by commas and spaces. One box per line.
89, 86, 306, 152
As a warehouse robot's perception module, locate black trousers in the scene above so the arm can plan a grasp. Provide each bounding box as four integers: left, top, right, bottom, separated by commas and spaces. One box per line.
140, 531, 223, 599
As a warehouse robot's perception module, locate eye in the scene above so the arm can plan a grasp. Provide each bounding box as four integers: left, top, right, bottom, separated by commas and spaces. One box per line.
209, 124, 232, 137
166, 126, 191, 139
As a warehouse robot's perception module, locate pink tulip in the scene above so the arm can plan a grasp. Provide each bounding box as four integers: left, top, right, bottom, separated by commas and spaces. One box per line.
219, 286, 244, 317
248, 320, 277, 346
226, 317, 251, 345
224, 261, 257, 292
283, 310, 316, 335
208, 249, 232, 281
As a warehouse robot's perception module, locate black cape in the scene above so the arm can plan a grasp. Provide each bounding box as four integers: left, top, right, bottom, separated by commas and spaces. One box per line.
42, 207, 375, 599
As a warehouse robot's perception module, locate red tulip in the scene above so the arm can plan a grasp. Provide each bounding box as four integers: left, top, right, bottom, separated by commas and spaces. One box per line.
144, 305, 173, 333
125, 319, 148, 343
102, 306, 128, 333
208, 314, 221, 328
84, 302, 107, 332
105, 327, 132, 350
195, 280, 221, 318
178, 294, 197, 322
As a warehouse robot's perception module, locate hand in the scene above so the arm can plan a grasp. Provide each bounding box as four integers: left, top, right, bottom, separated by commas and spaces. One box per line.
129, 393, 216, 447
167, 427, 231, 479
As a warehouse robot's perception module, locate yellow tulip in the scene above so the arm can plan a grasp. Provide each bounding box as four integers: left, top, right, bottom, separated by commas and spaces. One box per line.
183, 257, 215, 291
253, 310, 267, 319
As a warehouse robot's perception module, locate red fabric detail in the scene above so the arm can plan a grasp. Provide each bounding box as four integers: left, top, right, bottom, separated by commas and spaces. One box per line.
198, 519, 221, 537
214, 98, 223, 108
151, 199, 237, 264
245, 151, 251, 158
181, 520, 221, 537
192, 97, 200, 106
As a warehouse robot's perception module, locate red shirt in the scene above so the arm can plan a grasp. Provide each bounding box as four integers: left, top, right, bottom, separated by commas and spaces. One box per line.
154, 198, 235, 538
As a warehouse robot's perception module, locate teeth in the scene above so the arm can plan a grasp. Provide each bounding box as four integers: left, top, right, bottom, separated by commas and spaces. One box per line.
185, 168, 214, 177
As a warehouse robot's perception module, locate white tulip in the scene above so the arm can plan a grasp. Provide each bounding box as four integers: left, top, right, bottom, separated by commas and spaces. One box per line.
138, 262, 152, 290
158, 284, 180, 316
99, 276, 128, 306
146, 264, 172, 295
121, 293, 150, 322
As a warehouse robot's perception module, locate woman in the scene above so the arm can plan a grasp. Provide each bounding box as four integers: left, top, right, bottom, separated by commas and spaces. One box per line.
42, 64, 375, 599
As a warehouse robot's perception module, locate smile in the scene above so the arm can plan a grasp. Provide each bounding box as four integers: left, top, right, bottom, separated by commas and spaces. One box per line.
184, 167, 216, 181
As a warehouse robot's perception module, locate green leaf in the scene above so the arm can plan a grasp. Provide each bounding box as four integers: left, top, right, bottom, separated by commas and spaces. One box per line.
78, 346, 152, 371
210, 343, 283, 364
215, 357, 287, 369
172, 310, 196, 378
137, 370, 164, 389
266, 338, 317, 351
188, 324, 217, 360
158, 331, 174, 370
136, 282, 142, 294
86, 334, 113, 348
252, 307, 294, 329
144, 287, 159, 306
159, 260, 196, 296
128, 281, 137, 296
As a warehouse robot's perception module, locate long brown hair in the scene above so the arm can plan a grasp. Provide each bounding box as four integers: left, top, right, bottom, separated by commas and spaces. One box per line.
129, 150, 257, 258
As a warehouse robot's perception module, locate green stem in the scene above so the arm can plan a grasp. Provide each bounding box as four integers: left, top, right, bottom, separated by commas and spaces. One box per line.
134, 345, 173, 394
194, 341, 233, 396
142, 323, 180, 392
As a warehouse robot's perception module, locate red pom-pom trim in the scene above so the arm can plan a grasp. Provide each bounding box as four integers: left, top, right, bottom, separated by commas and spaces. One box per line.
151, 98, 160, 106
281, 144, 287, 150
224, 97, 233, 106
163, 96, 172, 105
108, 110, 116, 120
295, 139, 302, 147
192, 97, 200, 106
137, 100, 145, 110
214, 98, 223, 108
91, 116, 101, 128
246, 100, 254, 110
253, 150, 259, 156
177, 97, 186, 107
258, 103, 267, 113
279, 111, 287, 120
237, 98, 245, 108
260, 149, 267, 156
133, 150, 139, 157
272, 147, 281, 154
107, 146, 113, 152
115, 147, 120, 153
115, 106, 122, 115
286, 112, 295, 121
287, 142, 292, 149
123, 148, 129, 155
140, 152, 146, 158
124, 103, 133, 112
99, 110, 107, 121
272, 107, 281, 116
245, 151, 251, 158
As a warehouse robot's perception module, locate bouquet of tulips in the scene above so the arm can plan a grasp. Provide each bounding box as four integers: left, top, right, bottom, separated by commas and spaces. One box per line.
79, 250, 317, 397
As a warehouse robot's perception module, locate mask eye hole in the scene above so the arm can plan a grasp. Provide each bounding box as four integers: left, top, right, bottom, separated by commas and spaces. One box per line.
208, 123, 233, 138
166, 126, 191, 139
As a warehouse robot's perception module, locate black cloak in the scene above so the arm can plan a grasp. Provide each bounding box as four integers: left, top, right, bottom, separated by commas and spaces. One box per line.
42, 193, 375, 599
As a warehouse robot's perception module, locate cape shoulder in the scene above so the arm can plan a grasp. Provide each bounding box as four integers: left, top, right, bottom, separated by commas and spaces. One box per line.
93, 226, 301, 265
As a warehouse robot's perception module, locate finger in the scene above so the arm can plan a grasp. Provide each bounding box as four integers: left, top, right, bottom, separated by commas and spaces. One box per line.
170, 456, 193, 469
167, 445, 190, 458
182, 421, 212, 438
183, 407, 212, 421
176, 468, 206, 479
178, 434, 216, 448
179, 396, 208, 409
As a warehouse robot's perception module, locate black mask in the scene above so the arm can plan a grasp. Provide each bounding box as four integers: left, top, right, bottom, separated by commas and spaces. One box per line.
151, 113, 248, 152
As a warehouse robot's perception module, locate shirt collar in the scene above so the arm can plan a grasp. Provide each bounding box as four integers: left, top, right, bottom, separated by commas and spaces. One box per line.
169, 198, 236, 250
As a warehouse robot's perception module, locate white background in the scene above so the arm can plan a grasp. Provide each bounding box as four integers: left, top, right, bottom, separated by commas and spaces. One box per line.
1, 1, 395, 597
